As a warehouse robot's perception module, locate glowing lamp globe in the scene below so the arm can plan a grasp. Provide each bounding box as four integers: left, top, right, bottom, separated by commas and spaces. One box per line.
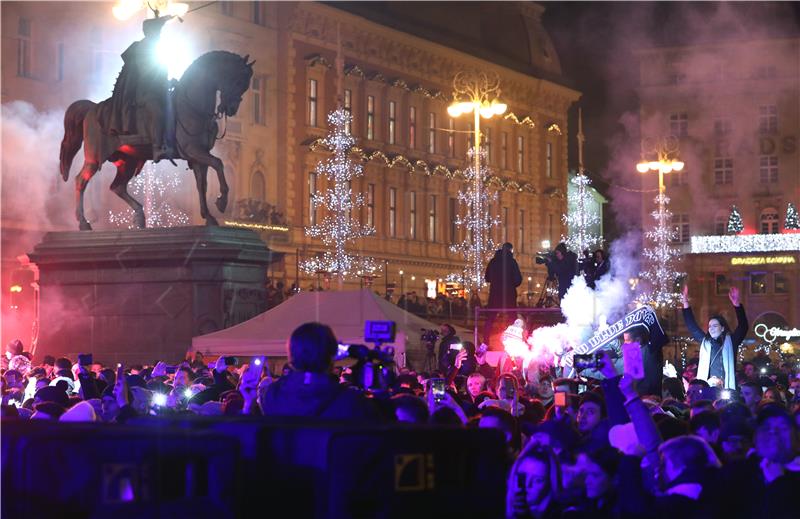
492, 101, 507, 115
447, 104, 462, 118
636, 162, 650, 173
673, 161, 685, 171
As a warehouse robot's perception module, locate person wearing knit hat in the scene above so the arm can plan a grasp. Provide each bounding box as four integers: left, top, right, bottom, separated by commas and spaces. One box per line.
59, 400, 98, 422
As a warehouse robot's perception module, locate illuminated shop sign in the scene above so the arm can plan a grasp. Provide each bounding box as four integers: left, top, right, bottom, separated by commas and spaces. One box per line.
730, 256, 795, 266
755, 323, 800, 343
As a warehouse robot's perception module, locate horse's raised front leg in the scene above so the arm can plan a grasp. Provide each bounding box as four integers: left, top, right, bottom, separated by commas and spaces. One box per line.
192, 163, 218, 226
110, 159, 146, 229
75, 161, 99, 230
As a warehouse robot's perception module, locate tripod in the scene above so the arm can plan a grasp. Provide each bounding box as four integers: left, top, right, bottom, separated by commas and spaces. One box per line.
535, 275, 560, 308
423, 341, 437, 373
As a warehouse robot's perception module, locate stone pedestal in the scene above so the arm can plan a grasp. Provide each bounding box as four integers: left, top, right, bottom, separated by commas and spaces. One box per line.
27, 226, 275, 365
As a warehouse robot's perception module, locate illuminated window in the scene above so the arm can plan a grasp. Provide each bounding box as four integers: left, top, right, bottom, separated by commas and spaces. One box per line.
501, 132, 508, 169
671, 213, 690, 243
750, 273, 767, 295
517, 209, 525, 252
449, 198, 458, 243
428, 112, 436, 154
252, 76, 266, 125
366, 184, 375, 228
760, 208, 780, 234
546, 142, 553, 178
714, 158, 733, 185
670, 113, 688, 137
758, 105, 777, 134
715, 274, 729, 296
502, 207, 509, 243
366, 95, 375, 140
759, 155, 778, 183
409, 191, 417, 239
448, 118, 455, 157
343, 89, 352, 134
409, 106, 416, 148
389, 188, 397, 237
517, 136, 524, 173
308, 172, 317, 226
388, 101, 396, 144
775, 272, 789, 294
714, 212, 728, 235
308, 79, 318, 127
428, 195, 437, 241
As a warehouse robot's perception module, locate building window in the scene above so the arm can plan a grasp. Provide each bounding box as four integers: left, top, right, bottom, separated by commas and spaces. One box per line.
774, 272, 788, 294
366, 95, 375, 140
366, 184, 375, 229
220, 1, 233, 16
252, 76, 265, 125
308, 79, 318, 127
408, 191, 417, 239
669, 169, 688, 187
484, 127, 492, 163
759, 155, 778, 183
501, 132, 508, 169
669, 113, 688, 137
713, 158, 733, 185
448, 118, 455, 157
428, 112, 436, 154
502, 207, 509, 243
713, 117, 731, 137
516, 136, 524, 173
758, 105, 778, 134
388, 101, 396, 144
715, 274, 730, 296
750, 273, 767, 295
389, 188, 397, 237
517, 209, 525, 252
252, 1, 266, 25
546, 142, 553, 178
308, 172, 317, 226
409, 106, 416, 148
250, 170, 266, 200
343, 89, 352, 134
714, 212, 728, 235
671, 213, 690, 243
449, 198, 458, 243
428, 195, 437, 242
760, 208, 780, 234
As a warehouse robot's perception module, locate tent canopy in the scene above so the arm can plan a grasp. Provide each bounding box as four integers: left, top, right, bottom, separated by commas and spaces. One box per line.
191, 289, 459, 367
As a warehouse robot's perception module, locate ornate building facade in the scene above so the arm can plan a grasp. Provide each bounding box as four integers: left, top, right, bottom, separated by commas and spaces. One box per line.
637, 37, 800, 355
1, 2, 579, 343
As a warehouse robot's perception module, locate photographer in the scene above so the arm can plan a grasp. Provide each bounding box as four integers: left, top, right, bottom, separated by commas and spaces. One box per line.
437, 324, 462, 375
540, 243, 577, 300
583, 249, 610, 289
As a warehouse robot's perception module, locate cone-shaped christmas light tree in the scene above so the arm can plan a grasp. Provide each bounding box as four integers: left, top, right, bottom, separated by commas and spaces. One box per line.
785, 202, 799, 230
727, 205, 744, 234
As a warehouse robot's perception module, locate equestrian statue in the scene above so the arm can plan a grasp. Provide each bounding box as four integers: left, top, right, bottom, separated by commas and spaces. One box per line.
59, 12, 254, 230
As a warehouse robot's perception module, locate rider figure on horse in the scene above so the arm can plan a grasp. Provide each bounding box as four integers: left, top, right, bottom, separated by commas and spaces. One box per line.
106, 10, 175, 162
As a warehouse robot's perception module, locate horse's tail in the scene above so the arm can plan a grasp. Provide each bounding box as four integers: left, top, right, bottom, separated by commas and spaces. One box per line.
60, 100, 94, 182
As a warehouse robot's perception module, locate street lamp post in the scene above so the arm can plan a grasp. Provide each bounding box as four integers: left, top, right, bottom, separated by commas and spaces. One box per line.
447, 72, 507, 293
636, 136, 685, 306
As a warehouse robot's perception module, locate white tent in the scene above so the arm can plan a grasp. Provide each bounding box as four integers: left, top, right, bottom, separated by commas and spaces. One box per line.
191, 289, 461, 369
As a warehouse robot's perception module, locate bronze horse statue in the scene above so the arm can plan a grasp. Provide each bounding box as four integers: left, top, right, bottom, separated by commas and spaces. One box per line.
60, 50, 254, 230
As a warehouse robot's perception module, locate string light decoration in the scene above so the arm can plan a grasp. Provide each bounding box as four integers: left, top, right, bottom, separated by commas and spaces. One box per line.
301, 108, 378, 281
727, 205, 744, 234
109, 162, 190, 228
562, 173, 602, 254
448, 145, 501, 289
691, 234, 800, 253
785, 202, 799, 230
638, 192, 684, 307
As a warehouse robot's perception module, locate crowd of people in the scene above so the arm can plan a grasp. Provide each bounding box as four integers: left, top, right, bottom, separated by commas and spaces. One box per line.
2, 316, 798, 517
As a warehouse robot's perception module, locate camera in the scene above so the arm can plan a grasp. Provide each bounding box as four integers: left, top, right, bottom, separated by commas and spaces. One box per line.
364, 321, 396, 344
343, 342, 397, 393
573, 352, 604, 371
534, 250, 555, 265
420, 328, 440, 343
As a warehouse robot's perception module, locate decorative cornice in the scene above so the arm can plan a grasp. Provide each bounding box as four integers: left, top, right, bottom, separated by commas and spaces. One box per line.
308, 139, 537, 194
391, 78, 410, 90
305, 53, 332, 69
344, 64, 366, 78
367, 71, 387, 83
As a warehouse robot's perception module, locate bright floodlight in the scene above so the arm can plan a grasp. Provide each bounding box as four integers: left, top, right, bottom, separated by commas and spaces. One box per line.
155, 25, 192, 80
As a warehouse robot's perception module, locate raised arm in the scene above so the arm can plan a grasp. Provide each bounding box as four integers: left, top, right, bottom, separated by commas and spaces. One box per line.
729, 287, 749, 346
681, 284, 706, 342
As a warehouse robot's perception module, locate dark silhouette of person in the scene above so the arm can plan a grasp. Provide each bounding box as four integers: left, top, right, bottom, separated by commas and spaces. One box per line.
485, 242, 523, 309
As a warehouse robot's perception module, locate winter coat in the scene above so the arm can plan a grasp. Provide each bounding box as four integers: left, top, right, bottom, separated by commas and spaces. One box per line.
485, 249, 523, 309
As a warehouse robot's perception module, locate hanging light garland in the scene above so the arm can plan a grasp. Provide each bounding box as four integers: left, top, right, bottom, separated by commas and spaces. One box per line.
301, 108, 378, 280
691, 233, 800, 253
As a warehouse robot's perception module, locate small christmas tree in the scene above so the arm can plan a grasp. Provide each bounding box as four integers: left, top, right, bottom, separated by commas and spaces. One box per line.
785, 202, 799, 230
727, 205, 744, 234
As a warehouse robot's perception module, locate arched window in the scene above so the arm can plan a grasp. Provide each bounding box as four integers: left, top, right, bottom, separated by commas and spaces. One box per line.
714, 211, 728, 235
250, 170, 265, 200
760, 207, 780, 234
